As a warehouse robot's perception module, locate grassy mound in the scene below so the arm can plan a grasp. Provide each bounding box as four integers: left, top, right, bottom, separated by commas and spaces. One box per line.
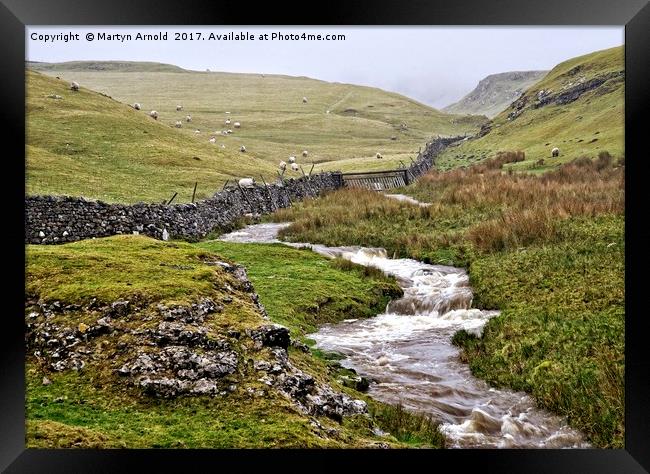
26, 235, 439, 448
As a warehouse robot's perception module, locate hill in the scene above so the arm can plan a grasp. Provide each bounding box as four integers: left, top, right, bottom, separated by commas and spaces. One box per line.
443, 70, 548, 118
26, 70, 279, 203
27, 60, 186, 73
28, 62, 486, 194
436, 46, 624, 171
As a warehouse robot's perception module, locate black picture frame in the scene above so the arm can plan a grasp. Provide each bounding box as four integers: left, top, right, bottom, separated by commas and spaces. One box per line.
2, 0, 648, 471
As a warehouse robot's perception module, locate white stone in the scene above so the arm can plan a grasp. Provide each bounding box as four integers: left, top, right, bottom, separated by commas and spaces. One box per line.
62, 231, 69, 237
38, 231, 45, 238
162, 228, 169, 241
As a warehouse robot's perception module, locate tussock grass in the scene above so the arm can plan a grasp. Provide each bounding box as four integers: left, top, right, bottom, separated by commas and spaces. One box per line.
271, 155, 624, 447
369, 403, 446, 447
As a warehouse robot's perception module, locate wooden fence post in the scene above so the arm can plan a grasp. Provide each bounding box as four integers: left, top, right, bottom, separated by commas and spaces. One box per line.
237, 183, 255, 212
260, 175, 275, 211
191, 182, 198, 203
167, 192, 178, 205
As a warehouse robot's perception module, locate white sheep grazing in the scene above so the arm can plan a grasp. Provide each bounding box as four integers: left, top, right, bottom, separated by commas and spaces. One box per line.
302, 97, 308, 103
133, 103, 141, 110
240, 145, 246, 152
238, 177, 255, 188
552, 147, 560, 157
227, 129, 233, 134
302, 150, 308, 157
194, 130, 201, 134
176, 105, 183, 111
174, 120, 182, 128
70, 81, 79, 91
376, 152, 383, 159
225, 119, 231, 125
150, 110, 159, 120
186, 115, 192, 122
209, 137, 216, 143
221, 130, 228, 136
288, 156, 296, 164
279, 161, 287, 171
225, 111, 231, 115
291, 163, 300, 172
234, 122, 241, 128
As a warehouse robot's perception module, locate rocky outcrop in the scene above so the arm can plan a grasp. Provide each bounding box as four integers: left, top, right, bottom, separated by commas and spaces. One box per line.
443, 70, 548, 118
506, 71, 624, 122
26, 261, 368, 421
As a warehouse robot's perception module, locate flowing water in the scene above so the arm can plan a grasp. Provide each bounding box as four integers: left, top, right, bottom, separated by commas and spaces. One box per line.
218, 221, 589, 449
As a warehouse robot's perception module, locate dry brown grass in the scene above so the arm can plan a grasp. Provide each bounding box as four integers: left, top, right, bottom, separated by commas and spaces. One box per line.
415, 153, 624, 252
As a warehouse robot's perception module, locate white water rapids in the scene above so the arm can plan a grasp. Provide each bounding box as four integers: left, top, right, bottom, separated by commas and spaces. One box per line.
218, 221, 589, 449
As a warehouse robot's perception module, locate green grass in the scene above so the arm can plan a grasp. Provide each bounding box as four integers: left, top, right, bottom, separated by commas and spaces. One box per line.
27, 234, 237, 307
29, 63, 485, 203
26, 70, 278, 204
194, 241, 402, 337
268, 156, 625, 448
436, 46, 624, 172
26, 234, 442, 448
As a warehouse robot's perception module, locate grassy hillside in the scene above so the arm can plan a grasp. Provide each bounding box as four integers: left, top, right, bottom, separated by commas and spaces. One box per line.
268, 153, 625, 448
443, 70, 548, 118
27, 70, 278, 203
436, 46, 624, 171
26, 235, 444, 448
31, 62, 485, 184
27, 60, 186, 73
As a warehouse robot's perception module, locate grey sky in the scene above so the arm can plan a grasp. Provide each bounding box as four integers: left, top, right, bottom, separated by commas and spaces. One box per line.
26, 26, 623, 108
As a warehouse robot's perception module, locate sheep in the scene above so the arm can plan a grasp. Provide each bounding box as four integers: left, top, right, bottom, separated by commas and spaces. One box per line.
227, 129, 233, 134
288, 156, 296, 164
238, 177, 255, 188
133, 103, 141, 110
225, 119, 231, 125
234, 122, 241, 128
302, 97, 308, 103
220, 144, 226, 149
279, 160, 287, 171
376, 152, 383, 159
176, 105, 183, 111
221, 130, 229, 136
174, 120, 182, 128
552, 147, 560, 157
209, 137, 216, 144
194, 130, 201, 134
150, 110, 159, 120
70, 81, 79, 91
186, 115, 192, 123
240, 145, 246, 152
225, 111, 230, 115
290, 163, 300, 172
302, 150, 308, 157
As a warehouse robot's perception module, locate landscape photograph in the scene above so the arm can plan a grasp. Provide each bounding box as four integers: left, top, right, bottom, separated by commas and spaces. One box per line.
24, 26, 625, 450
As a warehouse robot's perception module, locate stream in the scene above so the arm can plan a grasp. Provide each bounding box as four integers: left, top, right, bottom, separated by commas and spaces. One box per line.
218, 220, 589, 449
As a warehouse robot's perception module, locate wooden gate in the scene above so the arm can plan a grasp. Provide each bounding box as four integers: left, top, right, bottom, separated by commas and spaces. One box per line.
339, 169, 411, 190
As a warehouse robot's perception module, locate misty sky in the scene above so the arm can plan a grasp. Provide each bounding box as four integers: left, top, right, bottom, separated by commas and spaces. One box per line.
26, 26, 623, 108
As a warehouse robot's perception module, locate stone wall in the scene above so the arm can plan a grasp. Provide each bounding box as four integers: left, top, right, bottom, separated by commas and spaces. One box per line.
26, 172, 341, 244
405, 136, 464, 181
25, 136, 461, 245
